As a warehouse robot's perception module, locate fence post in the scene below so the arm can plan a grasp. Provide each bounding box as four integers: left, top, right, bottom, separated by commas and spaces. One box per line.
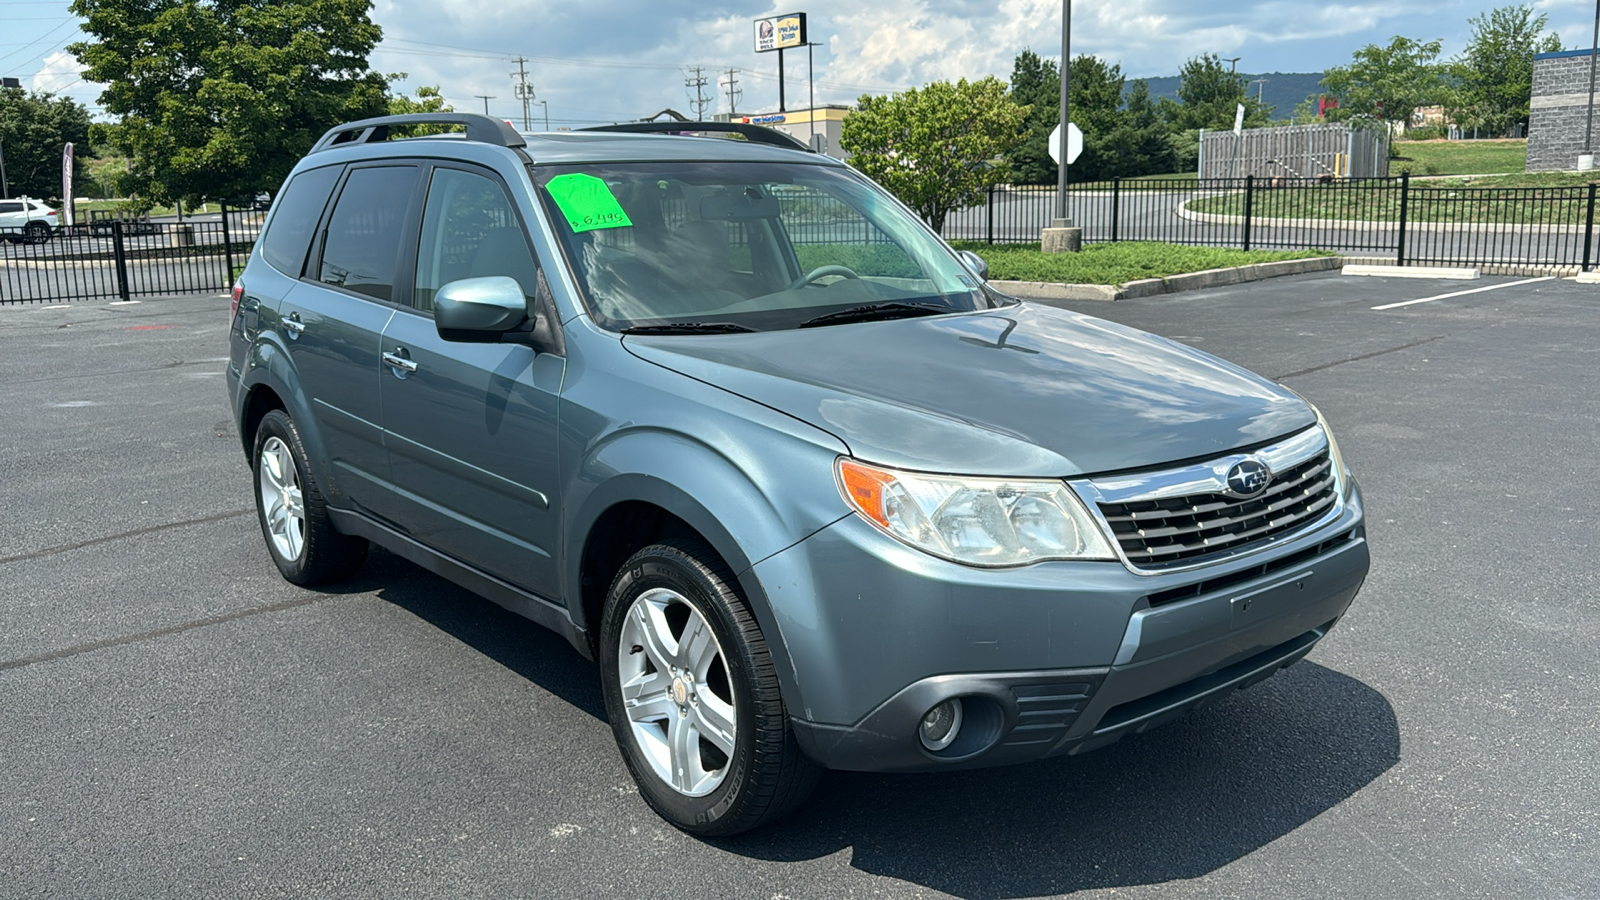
986, 184, 995, 245
1111, 178, 1121, 243
111, 219, 131, 302
220, 201, 236, 286
1584, 183, 1596, 272
1396, 172, 1411, 266
1242, 175, 1255, 252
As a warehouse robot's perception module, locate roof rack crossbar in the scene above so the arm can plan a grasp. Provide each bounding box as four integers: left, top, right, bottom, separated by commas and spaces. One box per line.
577, 121, 813, 152
310, 113, 527, 153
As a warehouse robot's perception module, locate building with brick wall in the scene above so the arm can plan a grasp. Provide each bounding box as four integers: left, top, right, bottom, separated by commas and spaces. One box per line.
1528, 49, 1600, 172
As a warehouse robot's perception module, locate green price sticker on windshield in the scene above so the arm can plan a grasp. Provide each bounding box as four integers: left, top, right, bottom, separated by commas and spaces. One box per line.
545, 173, 633, 233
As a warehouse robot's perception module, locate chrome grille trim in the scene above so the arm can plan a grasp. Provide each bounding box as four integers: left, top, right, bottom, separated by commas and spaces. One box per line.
1070, 426, 1346, 574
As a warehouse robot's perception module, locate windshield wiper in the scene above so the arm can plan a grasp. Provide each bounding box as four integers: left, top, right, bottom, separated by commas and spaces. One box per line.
621, 321, 758, 335
798, 302, 952, 328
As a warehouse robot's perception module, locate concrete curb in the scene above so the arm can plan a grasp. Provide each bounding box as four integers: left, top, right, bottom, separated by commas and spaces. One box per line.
991, 256, 1342, 303
1343, 264, 1480, 280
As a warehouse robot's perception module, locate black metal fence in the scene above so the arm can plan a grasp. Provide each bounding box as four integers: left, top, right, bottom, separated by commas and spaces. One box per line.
0, 206, 263, 304
942, 173, 1600, 272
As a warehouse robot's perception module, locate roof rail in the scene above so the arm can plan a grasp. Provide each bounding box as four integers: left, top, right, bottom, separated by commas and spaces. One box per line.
310, 113, 527, 153
577, 121, 813, 152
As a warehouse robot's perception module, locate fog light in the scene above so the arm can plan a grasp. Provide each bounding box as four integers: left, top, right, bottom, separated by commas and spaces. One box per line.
918, 699, 964, 752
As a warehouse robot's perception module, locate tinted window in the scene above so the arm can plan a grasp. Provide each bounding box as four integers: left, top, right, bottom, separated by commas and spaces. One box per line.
413, 167, 539, 314
259, 165, 340, 276
318, 166, 417, 302
0, 202, 21, 214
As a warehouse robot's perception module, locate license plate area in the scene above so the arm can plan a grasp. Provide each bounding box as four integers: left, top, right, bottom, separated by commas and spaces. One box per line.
1231, 572, 1314, 630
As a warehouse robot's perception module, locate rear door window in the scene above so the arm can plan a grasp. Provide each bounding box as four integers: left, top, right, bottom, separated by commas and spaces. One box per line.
317, 165, 419, 302
259, 165, 341, 276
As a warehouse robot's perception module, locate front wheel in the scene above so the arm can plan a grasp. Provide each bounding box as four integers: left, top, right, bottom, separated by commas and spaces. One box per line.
599, 538, 819, 836
252, 409, 368, 585
23, 221, 51, 244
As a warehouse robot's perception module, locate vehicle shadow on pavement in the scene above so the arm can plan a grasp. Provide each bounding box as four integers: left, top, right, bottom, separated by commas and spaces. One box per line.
351, 546, 606, 719
350, 547, 1396, 899
720, 661, 1398, 899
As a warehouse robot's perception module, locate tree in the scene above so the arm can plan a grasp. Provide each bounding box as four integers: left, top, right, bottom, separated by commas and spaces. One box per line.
386, 81, 455, 137
842, 77, 1026, 232
1320, 37, 1449, 131
0, 88, 93, 200
1006, 51, 1177, 183
1162, 54, 1270, 132
1448, 5, 1561, 137
1008, 50, 1059, 185
69, 0, 392, 205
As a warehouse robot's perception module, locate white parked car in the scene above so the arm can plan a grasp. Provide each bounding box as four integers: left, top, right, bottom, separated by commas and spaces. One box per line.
0, 197, 59, 243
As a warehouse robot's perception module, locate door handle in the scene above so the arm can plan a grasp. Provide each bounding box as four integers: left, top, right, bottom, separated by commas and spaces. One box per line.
382, 349, 418, 374
282, 313, 305, 337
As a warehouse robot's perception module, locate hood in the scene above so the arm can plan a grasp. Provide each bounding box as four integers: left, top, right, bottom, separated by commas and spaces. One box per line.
622, 303, 1315, 477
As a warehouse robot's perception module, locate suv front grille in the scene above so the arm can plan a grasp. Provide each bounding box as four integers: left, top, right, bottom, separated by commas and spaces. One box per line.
1097, 451, 1338, 569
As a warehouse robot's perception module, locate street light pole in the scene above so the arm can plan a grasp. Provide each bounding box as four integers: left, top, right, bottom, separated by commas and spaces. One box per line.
1585, 0, 1600, 160
475, 94, 495, 115
540, 100, 549, 131
1054, 0, 1070, 223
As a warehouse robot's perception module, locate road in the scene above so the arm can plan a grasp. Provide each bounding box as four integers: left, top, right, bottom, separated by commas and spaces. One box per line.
1, 277, 1596, 898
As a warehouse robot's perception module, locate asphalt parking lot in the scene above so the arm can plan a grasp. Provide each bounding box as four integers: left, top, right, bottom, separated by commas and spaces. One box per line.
2, 271, 1596, 899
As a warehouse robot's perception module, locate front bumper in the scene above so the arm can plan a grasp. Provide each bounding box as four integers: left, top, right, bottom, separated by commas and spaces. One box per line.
754, 485, 1368, 773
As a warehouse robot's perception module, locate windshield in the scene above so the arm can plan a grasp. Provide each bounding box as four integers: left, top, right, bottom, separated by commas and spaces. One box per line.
531, 161, 1004, 332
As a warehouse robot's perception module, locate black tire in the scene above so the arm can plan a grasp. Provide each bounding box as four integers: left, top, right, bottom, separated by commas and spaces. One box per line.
599, 538, 819, 836
251, 409, 368, 585
23, 221, 51, 244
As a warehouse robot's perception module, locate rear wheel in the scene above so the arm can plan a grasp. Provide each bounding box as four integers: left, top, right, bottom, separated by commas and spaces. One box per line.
252, 409, 368, 585
599, 538, 819, 836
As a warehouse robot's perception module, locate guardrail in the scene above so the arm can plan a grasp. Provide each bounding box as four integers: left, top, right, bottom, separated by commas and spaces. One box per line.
942, 174, 1600, 272
0, 205, 263, 304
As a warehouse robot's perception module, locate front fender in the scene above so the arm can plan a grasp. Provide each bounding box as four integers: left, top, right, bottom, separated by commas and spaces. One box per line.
563, 424, 850, 720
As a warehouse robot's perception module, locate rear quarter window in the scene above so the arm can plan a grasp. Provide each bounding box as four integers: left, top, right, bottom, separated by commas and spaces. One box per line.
259, 165, 341, 276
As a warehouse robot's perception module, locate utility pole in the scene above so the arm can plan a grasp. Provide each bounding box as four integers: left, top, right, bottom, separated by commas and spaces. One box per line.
475, 94, 495, 115
721, 68, 742, 116
1250, 78, 1268, 103
684, 66, 710, 120
512, 57, 533, 131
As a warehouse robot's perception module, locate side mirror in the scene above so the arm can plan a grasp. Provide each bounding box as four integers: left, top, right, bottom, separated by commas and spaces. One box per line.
435, 276, 530, 342
956, 249, 989, 282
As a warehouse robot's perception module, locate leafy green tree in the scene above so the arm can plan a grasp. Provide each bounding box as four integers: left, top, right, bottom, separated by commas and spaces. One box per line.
1006, 52, 1176, 183
842, 77, 1027, 231
69, 0, 392, 205
1448, 5, 1561, 137
1320, 37, 1448, 131
0, 87, 93, 201
386, 81, 455, 137
1008, 49, 1059, 185
1162, 54, 1269, 132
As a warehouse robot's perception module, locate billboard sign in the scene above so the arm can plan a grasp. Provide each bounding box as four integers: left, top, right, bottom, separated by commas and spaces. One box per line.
754, 13, 806, 52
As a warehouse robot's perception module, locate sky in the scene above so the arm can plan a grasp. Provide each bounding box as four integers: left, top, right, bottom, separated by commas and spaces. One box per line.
3, 0, 1597, 127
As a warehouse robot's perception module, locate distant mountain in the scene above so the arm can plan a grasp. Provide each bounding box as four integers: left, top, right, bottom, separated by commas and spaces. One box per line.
1130, 72, 1328, 121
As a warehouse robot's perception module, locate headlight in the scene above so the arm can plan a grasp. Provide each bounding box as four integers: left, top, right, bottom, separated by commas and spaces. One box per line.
836, 459, 1116, 567
1313, 406, 1355, 499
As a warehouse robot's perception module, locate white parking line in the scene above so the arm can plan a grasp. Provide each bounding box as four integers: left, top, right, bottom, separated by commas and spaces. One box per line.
1371, 276, 1555, 310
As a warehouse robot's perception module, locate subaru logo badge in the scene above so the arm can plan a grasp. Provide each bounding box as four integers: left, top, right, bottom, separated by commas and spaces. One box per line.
1225, 459, 1272, 499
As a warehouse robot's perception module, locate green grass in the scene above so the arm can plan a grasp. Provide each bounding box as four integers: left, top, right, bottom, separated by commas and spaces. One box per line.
948, 241, 1333, 286
1390, 138, 1526, 176
1188, 177, 1600, 223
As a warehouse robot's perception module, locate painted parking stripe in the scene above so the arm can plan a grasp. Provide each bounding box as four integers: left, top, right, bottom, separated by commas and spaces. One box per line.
1371, 276, 1555, 310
